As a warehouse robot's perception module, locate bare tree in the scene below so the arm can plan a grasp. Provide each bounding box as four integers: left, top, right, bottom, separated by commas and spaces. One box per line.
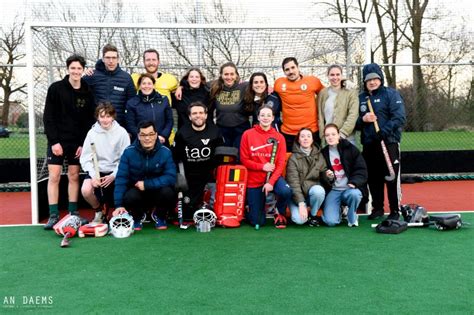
0, 19, 27, 126
397, 0, 429, 130
31, 0, 143, 67
158, 0, 251, 79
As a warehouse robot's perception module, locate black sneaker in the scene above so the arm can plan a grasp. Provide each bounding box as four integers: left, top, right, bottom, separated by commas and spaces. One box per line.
308, 215, 321, 227
70, 211, 89, 226
44, 215, 59, 230
367, 209, 384, 220
387, 211, 400, 220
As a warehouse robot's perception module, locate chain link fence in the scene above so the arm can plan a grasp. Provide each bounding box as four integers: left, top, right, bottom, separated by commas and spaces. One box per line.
0, 62, 472, 161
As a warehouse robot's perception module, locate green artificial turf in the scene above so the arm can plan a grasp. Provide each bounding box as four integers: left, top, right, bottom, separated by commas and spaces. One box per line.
1, 214, 473, 314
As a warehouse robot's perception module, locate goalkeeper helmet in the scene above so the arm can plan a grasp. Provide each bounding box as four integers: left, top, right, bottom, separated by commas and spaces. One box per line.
109, 213, 134, 238
401, 204, 428, 223
193, 207, 217, 232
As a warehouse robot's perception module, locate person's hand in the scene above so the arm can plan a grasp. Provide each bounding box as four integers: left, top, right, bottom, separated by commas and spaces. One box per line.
91, 178, 100, 188
262, 183, 273, 196
262, 163, 275, 172
363, 112, 377, 123
75, 146, 82, 159
175, 86, 183, 100
299, 203, 308, 222
112, 207, 127, 216
135, 181, 145, 191
51, 143, 63, 156
84, 68, 95, 76
348, 183, 356, 189
100, 175, 115, 188
158, 135, 166, 144
326, 169, 335, 180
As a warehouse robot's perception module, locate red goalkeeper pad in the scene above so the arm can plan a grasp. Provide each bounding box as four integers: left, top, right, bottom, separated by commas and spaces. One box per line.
78, 223, 109, 238
53, 214, 80, 237
214, 165, 247, 227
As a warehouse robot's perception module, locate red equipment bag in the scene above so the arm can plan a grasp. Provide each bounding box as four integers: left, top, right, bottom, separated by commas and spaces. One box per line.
214, 165, 247, 227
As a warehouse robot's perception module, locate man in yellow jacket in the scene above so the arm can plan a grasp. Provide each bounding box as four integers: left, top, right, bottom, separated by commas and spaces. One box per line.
131, 48, 178, 104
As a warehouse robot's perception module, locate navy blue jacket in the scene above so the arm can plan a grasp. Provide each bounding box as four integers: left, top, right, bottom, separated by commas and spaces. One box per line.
83, 59, 136, 126
357, 63, 406, 145
250, 93, 282, 131
114, 140, 177, 208
126, 90, 173, 141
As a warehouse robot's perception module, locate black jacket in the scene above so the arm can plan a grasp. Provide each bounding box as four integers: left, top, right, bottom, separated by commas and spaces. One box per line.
172, 80, 213, 129
43, 76, 95, 145
321, 139, 368, 198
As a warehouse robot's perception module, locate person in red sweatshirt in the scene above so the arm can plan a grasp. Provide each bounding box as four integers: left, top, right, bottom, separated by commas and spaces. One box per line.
240, 105, 292, 228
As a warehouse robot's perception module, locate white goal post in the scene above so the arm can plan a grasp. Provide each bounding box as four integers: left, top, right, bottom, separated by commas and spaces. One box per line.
26, 22, 371, 224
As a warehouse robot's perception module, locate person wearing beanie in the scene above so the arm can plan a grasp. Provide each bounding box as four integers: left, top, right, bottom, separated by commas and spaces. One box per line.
356, 63, 406, 221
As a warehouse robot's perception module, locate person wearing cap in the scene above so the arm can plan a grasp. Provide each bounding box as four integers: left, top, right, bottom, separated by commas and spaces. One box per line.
356, 63, 406, 221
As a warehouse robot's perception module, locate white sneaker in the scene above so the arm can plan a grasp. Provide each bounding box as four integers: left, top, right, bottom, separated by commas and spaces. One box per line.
92, 211, 103, 224
348, 214, 358, 227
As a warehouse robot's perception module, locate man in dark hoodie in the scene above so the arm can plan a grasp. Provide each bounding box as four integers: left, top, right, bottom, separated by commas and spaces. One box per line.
83, 44, 136, 128
357, 63, 406, 220
43, 54, 95, 229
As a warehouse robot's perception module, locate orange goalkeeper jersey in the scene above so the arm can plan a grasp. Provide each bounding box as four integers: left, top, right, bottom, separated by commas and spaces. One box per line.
274, 75, 323, 135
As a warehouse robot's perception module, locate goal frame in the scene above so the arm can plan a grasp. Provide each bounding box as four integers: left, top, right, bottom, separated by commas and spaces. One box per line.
26, 22, 371, 224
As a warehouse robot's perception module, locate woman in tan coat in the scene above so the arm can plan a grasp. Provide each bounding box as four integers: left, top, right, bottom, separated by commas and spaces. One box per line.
286, 128, 330, 226
318, 65, 359, 145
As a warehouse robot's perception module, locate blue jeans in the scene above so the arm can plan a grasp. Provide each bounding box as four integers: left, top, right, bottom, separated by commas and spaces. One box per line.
289, 185, 325, 225
323, 188, 362, 226
246, 177, 292, 226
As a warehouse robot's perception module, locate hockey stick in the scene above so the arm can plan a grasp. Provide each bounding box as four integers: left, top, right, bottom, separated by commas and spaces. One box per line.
265, 137, 278, 184
366, 98, 396, 182
176, 162, 190, 230
91, 143, 107, 221
259, 137, 286, 230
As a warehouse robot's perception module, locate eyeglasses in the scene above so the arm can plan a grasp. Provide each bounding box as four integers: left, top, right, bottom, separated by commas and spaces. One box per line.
138, 132, 157, 138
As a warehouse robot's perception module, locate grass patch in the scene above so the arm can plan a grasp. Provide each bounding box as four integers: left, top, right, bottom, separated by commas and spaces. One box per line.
0, 131, 472, 159
0, 133, 47, 159
401, 131, 474, 151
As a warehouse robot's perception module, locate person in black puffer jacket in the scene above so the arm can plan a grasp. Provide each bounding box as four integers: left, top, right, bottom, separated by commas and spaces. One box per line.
83, 44, 136, 128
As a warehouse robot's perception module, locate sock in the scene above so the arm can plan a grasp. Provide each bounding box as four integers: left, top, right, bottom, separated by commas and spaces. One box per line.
68, 202, 78, 213
49, 204, 59, 216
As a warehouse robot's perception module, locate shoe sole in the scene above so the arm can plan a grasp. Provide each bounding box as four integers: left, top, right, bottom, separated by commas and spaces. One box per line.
275, 225, 286, 229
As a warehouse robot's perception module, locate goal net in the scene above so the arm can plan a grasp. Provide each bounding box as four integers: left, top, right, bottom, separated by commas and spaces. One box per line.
27, 22, 369, 223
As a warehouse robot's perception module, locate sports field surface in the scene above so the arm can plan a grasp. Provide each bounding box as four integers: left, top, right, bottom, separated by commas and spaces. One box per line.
1, 213, 473, 314
1, 180, 473, 313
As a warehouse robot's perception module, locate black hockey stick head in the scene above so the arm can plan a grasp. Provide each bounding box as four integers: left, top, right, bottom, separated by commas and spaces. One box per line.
267, 137, 278, 145
175, 173, 189, 192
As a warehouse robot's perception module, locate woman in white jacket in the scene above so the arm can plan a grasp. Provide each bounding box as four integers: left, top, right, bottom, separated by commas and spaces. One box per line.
80, 102, 130, 223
